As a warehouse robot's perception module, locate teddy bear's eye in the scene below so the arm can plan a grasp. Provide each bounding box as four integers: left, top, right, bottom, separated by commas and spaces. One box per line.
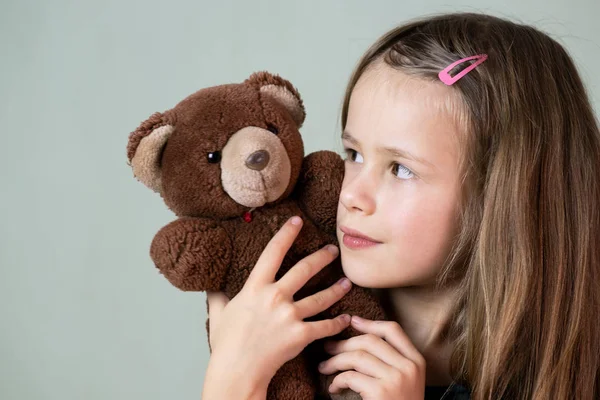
207, 151, 222, 163
267, 124, 279, 135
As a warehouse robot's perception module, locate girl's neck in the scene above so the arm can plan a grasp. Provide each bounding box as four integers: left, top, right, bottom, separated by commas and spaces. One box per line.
373, 284, 460, 386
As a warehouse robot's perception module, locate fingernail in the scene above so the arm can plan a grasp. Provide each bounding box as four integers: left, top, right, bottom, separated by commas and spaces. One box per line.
341, 314, 351, 323
291, 216, 302, 225
326, 245, 339, 255
351, 316, 363, 324
337, 277, 351, 290
318, 361, 326, 370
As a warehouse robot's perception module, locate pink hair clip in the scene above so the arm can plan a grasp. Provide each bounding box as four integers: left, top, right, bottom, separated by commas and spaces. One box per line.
438, 54, 488, 85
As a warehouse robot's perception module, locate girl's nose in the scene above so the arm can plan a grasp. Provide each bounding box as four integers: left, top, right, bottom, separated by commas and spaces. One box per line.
340, 172, 376, 215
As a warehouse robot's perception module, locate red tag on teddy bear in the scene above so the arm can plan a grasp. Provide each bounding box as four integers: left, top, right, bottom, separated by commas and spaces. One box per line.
243, 211, 253, 223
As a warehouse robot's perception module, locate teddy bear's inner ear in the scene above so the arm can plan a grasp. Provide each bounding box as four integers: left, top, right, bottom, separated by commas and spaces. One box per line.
130, 125, 174, 193
260, 84, 306, 128
245, 72, 306, 128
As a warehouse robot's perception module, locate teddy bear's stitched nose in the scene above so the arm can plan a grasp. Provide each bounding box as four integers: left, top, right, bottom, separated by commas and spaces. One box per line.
245, 150, 270, 171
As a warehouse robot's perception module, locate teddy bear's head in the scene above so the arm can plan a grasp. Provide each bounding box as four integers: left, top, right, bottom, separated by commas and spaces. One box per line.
126, 72, 307, 218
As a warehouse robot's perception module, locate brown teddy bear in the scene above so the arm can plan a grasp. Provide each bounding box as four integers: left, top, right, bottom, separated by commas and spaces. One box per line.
126, 72, 387, 400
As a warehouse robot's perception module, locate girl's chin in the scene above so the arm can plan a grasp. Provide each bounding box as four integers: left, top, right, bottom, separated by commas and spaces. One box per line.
340, 258, 389, 288
340, 255, 428, 289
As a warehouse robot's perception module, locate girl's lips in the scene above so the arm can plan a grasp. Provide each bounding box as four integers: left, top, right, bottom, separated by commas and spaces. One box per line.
339, 226, 381, 250
342, 234, 381, 249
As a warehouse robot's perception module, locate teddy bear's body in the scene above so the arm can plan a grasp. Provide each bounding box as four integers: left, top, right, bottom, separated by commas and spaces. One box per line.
152, 191, 385, 400
127, 72, 387, 400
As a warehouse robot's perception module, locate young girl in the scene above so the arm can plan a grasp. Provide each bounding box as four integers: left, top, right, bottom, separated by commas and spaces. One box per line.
201, 12, 600, 400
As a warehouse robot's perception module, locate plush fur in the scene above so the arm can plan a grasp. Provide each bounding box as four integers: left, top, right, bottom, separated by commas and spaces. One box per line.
127, 72, 387, 400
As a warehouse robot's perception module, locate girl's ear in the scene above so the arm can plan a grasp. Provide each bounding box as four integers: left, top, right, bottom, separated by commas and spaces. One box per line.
126, 112, 174, 193
245, 71, 306, 128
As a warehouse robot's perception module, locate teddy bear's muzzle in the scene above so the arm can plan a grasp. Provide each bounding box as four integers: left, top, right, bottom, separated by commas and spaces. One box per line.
221, 126, 292, 208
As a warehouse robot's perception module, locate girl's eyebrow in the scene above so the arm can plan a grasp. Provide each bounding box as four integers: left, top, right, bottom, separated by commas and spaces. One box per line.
342, 131, 436, 169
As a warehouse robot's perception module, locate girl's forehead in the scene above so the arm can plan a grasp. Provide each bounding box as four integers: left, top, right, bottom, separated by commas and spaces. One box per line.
349, 64, 467, 142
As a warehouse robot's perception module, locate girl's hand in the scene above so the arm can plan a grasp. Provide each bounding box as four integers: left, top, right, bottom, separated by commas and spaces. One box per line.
203, 216, 353, 398
318, 316, 426, 400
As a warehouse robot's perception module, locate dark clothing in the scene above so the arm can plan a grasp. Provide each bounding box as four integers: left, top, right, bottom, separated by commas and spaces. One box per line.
314, 382, 471, 399
425, 383, 471, 400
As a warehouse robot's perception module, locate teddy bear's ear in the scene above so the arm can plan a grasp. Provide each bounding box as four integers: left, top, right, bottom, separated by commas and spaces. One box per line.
126, 112, 174, 193
245, 71, 306, 128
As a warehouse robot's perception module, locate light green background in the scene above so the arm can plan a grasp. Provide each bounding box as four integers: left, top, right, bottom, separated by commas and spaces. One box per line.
1, 0, 598, 399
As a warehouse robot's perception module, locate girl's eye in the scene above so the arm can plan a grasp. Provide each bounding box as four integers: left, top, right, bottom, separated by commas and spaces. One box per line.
392, 163, 414, 180
345, 149, 364, 163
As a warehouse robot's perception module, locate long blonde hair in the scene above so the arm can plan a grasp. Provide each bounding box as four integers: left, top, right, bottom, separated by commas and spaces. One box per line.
341, 12, 600, 399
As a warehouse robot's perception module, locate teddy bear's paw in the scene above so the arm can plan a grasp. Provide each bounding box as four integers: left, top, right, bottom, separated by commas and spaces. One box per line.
150, 217, 232, 291
294, 151, 345, 235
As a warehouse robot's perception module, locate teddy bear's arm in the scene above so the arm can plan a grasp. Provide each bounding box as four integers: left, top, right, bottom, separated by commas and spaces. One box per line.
149, 217, 232, 291
293, 150, 345, 235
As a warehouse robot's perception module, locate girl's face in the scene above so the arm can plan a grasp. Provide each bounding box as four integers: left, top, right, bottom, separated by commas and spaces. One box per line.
336, 64, 464, 288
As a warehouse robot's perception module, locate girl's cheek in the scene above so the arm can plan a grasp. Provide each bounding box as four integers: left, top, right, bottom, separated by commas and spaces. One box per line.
342, 162, 360, 182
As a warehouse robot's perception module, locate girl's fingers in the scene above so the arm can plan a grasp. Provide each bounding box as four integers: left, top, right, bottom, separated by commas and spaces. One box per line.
276, 244, 340, 297
349, 317, 425, 366
323, 333, 405, 370
294, 275, 351, 319
327, 370, 377, 396
245, 216, 303, 288
303, 314, 352, 342
318, 349, 395, 378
